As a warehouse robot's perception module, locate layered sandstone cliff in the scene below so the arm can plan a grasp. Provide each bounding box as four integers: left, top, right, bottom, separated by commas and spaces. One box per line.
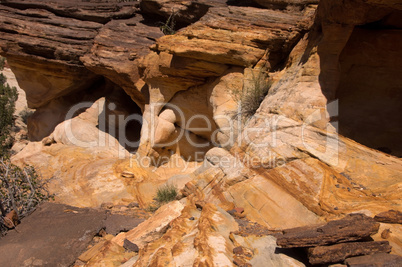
0, 0, 401, 266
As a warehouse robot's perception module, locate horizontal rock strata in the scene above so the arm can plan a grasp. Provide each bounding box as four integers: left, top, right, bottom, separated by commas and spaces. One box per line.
307, 241, 392, 265
344, 253, 402, 267
374, 210, 402, 224
276, 214, 380, 248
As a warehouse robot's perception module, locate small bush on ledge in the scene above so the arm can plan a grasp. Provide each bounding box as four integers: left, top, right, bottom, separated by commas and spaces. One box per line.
146, 184, 178, 213
156, 184, 177, 204
160, 12, 177, 35
0, 159, 54, 236
231, 67, 272, 121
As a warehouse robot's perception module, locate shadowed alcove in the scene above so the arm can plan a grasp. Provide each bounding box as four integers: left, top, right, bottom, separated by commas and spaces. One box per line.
336, 23, 402, 157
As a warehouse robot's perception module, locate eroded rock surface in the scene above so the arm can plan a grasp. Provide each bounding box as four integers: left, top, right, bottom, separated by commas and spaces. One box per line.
0, 202, 106, 267
307, 241, 392, 265
344, 253, 402, 267
276, 214, 380, 248
0, 0, 401, 266
375, 210, 402, 224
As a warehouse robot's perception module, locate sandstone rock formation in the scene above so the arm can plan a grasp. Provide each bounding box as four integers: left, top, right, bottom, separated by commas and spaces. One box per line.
308, 241, 392, 265
0, 0, 401, 266
375, 210, 402, 224
276, 214, 380, 248
344, 253, 402, 267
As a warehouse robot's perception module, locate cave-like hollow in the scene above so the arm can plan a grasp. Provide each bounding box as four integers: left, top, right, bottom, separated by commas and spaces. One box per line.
336, 22, 402, 157
97, 82, 143, 153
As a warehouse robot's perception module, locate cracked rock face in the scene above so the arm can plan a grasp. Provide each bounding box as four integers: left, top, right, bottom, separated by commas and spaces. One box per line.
1, 0, 402, 265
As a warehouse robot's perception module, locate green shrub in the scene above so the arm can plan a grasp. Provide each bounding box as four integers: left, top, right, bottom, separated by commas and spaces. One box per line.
0, 57, 18, 157
0, 57, 50, 237
0, 159, 54, 236
155, 184, 177, 204
160, 12, 176, 35
231, 68, 272, 121
19, 107, 34, 125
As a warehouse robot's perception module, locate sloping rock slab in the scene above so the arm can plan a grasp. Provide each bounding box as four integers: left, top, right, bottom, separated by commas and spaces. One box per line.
374, 210, 402, 224
0, 202, 106, 267
308, 241, 392, 265
345, 253, 402, 267
104, 214, 145, 236
277, 214, 380, 248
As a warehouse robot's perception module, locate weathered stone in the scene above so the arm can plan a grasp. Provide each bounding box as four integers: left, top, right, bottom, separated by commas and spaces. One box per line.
233, 246, 253, 258
3, 209, 19, 229
344, 253, 402, 267
104, 214, 144, 236
277, 214, 380, 248
123, 239, 139, 253
381, 229, 392, 239
374, 210, 402, 224
78, 239, 108, 263
155, 5, 315, 68
128, 202, 238, 266
121, 171, 135, 178
140, 0, 221, 25
85, 240, 135, 267
81, 14, 163, 108
1, 0, 402, 265
0, 203, 106, 267
233, 257, 252, 267
307, 241, 392, 265
226, 163, 324, 229
112, 200, 185, 247
252, 0, 319, 10
232, 234, 305, 267
0, 0, 138, 24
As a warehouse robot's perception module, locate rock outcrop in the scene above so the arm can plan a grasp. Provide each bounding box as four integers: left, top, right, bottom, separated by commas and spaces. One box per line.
375, 210, 402, 224
0, 203, 107, 267
344, 253, 402, 267
276, 214, 380, 248
0, 0, 402, 266
307, 241, 392, 265
275, 214, 399, 265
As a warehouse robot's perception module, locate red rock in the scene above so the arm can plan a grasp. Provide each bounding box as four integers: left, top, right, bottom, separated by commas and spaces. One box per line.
277, 214, 380, 248
374, 210, 402, 224
233, 257, 252, 267
344, 253, 402, 267
381, 229, 392, 239
307, 241, 392, 265
234, 207, 244, 214
123, 239, 139, 253
3, 209, 19, 229
233, 246, 253, 258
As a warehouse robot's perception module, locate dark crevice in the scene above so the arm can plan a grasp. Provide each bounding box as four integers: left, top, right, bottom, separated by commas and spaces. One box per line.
270, 30, 310, 72
336, 25, 402, 158
0, 28, 19, 35
226, 0, 264, 8
139, 1, 210, 31
27, 75, 107, 141
98, 83, 142, 152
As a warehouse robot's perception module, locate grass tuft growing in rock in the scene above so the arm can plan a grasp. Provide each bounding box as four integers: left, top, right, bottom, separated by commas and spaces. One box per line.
160, 12, 176, 35
231, 67, 272, 121
155, 184, 177, 203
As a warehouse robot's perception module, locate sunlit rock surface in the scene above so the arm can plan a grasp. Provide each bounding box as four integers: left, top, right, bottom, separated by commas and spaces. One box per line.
0, 0, 401, 265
